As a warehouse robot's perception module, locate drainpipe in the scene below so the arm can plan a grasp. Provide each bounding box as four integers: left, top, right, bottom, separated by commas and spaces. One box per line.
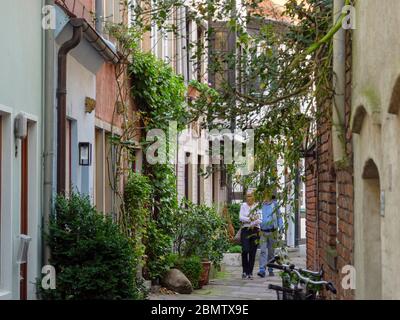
56, 24, 83, 194
95, 0, 104, 33
332, 0, 346, 165
43, 0, 55, 267
56, 16, 119, 194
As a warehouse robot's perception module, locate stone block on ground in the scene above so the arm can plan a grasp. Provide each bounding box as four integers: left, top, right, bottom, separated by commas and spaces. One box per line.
161, 268, 193, 294
222, 253, 241, 267
151, 285, 161, 294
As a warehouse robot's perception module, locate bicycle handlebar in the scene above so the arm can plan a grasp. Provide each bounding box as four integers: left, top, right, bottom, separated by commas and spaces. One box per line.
267, 257, 337, 294
267, 256, 322, 277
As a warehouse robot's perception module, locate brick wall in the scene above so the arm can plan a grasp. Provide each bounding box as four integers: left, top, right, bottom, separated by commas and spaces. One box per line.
56, 0, 94, 24
335, 29, 355, 300
305, 149, 318, 270
305, 29, 354, 300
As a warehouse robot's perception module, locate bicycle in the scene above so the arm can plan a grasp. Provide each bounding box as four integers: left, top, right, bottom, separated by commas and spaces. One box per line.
266, 256, 337, 300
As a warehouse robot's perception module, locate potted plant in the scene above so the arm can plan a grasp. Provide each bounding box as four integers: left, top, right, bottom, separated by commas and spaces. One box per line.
172, 201, 230, 288
199, 260, 211, 287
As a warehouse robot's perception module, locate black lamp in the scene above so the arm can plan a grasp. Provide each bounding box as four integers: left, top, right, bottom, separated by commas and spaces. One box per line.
79, 142, 92, 166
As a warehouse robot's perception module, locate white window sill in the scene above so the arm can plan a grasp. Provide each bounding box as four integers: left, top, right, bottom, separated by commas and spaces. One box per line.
0, 290, 12, 300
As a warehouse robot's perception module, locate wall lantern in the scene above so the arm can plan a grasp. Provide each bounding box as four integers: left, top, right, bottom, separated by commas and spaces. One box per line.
14, 113, 28, 140
79, 142, 92, 166
16, 234, 32, 264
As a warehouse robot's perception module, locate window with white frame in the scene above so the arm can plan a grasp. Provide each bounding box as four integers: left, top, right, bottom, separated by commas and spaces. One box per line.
104, 0, 123, 24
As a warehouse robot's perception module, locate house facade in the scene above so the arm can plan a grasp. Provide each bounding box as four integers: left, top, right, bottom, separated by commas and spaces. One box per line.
305, 0, 355, 300
350, 0, 400, 300
0, 0, 43, 300
305, 0, 400, 300
53, 0, 127, 222
140, 4, 226, 210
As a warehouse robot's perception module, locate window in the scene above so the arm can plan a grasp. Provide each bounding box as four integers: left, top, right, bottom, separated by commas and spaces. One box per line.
104, 0, 122, 24
131, 148, 141, 173
95, 128, 105, 212
197, 155, 204, 204
212, 164, 218, 204
220, 160, 226, 188
184, 152, 191, 201
104, 132, 114, 215
185, 18, 191, 81
151, 24, 164, 59
213, 31, 229, 90
94, 128, 118, 217
196, 26, 205, 82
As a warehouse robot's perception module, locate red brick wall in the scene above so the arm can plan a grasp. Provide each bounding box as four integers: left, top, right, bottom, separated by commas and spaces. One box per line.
79, 0, 93, 11
56, 0, 94, 24
95, 63, 120, 126
305, 153, 318, 269
335, 30, 355, 300
305, 30, 354, 300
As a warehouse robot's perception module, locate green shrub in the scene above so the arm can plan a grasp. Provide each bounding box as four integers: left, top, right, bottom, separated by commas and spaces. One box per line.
227, 203, 241, 234
171, 255, 203, 289
227, 245, 242, 253
166, 253, 180, 269
123, 172, 153, 269
40, 193, 144, 300
144, 221, 173, 280
177, 256, 203, 289
173, 201, 230, 268
123, 171, 174, 282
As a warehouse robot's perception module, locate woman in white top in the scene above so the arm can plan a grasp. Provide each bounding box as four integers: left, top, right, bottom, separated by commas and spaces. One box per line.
239, 191, 262, 279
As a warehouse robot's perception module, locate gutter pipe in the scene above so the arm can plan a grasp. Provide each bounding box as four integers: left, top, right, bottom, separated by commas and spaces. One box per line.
332, 0, 346, 164
56, 17, 120, 194
56, 22, 83, 194
43, 0, 55, 267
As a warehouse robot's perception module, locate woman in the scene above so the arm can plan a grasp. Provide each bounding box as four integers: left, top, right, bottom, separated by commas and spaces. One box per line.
239, 191, 261, 279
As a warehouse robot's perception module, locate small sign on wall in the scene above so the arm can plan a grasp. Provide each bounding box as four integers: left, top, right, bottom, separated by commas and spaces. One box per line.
79, 142, 92, 166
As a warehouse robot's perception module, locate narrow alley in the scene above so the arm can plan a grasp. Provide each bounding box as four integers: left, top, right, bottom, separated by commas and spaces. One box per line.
150, 246, 306, 300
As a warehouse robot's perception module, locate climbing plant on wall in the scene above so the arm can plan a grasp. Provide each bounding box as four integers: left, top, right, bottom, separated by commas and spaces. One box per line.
105, 0, 351, 259
128, 51, 188, 280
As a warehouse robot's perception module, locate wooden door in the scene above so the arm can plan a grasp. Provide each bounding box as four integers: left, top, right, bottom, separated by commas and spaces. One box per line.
20, 135, 28, 300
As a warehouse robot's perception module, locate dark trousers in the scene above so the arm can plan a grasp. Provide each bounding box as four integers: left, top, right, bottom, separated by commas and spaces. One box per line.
241, 227, 260, 275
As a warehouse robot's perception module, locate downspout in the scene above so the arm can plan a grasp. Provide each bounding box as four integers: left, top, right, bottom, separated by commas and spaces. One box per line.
56, 24, 83, 194
332, 0, 346, 165
43, 0, 55, 266
95, 0, 104, 33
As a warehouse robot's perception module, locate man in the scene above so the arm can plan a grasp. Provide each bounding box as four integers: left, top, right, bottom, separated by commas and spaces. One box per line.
239, 190, 261, 280
257, 192, 283, 278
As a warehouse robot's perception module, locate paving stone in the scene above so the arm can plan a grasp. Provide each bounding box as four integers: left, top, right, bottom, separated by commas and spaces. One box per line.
149, 245, 306, 301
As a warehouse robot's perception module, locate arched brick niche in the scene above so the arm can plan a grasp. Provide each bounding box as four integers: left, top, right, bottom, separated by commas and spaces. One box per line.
362, 158, 380, 179
388, 76, 400, 114
360, 157, 382, 299
352, 105, 367, 134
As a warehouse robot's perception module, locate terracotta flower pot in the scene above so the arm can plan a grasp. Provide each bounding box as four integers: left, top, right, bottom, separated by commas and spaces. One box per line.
199, 261, 211, 287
